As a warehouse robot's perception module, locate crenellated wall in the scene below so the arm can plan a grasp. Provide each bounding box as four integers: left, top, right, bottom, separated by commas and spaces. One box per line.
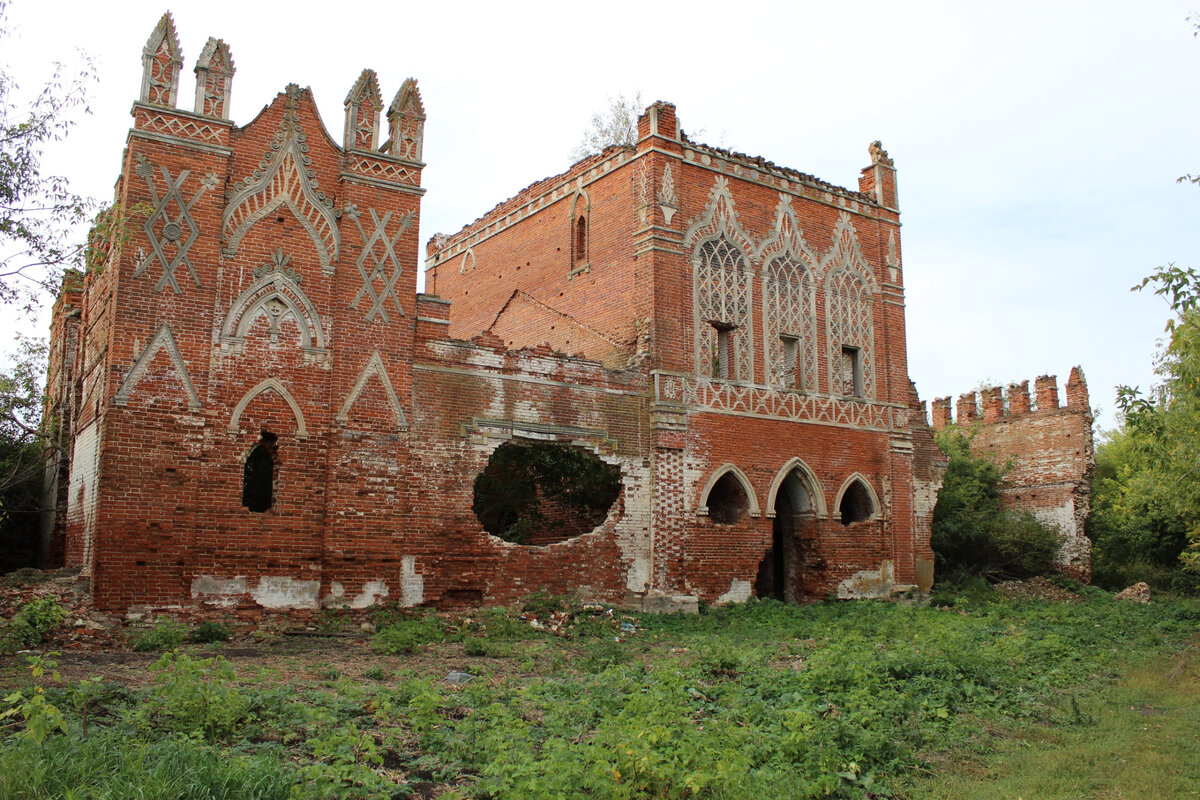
931, 367, 1094, 580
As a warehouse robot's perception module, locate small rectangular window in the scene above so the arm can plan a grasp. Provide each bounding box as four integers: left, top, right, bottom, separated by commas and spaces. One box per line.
711, 322, 734, 380
780, 335, 799, 389
840, 346, 863, 397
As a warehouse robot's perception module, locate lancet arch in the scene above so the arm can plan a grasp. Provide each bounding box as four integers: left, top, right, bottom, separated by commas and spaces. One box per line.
765, 457, 827, 520
220, 249, 325, 352
228, 378, 308, 437
697, 462, 760, 522
833, 472, 881, 525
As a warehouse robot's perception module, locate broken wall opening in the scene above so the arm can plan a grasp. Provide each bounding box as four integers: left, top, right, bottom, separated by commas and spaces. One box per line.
472, 440, 621, 546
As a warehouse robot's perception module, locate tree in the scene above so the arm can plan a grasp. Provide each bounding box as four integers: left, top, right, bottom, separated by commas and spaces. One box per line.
570, 92, 643, 163
0, 1, 96, 313
1093, 264, 1200, 589
930, 429, 1061, 582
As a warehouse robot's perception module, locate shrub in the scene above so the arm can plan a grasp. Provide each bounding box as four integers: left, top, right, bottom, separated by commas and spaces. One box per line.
372, 615, 447, 655
0, 595, 68, 654
932, 429, 1061, 581
148, 651, 249, 741
188, 621, 230, 644
130, 618, 187, 652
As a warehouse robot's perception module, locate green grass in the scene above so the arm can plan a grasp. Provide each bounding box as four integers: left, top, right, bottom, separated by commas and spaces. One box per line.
906, 645, 1200, 799
2, 589, 1198, 799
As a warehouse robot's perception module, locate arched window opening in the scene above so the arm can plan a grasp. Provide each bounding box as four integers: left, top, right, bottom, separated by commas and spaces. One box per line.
695, 236, 752, 382
242, 431, 278, 513
839, 480, 874, 525
574, 214, 588, 265
707, 472, 749, 525
473, 441, 621, 546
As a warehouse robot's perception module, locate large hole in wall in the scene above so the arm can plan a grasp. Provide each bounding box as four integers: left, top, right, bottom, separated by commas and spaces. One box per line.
472, 441, 621, 546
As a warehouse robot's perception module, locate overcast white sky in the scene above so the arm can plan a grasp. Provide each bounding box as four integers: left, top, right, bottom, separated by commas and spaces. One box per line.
5, 0, 1197, 430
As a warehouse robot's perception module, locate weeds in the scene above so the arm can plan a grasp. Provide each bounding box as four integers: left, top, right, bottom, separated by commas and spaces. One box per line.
130, 617, 187, 652
1, 590, 1197, 799
0, 595, 68, 654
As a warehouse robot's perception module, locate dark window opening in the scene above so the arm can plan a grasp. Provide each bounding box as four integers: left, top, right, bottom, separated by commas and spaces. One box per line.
711, 322, 735, 380
574, 215, 587, 265
840, 345, 863, 397
839, 480, 873, 525
242, 431, 278, 513
707, 472, 749, 525
472, 441, 621, 546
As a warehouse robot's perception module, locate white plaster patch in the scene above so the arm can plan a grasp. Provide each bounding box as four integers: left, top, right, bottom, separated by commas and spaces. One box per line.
191, 576, 248, 606
716, 579, 752, 605
250, 576, 320, 609
625, 556, 650, 593
837, 560, 896, 599
399, 556, 424, 607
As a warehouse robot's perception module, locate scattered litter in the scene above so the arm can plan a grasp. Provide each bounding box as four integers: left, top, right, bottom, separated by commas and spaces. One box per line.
445, 671, 474, 685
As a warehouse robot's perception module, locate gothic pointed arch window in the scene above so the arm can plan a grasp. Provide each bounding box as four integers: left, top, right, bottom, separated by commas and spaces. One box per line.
695, 235, 752, 382
242, 431, 278, 513
823, 215, 877, 399
763, 254, 816, 390
569, 191, 589, 274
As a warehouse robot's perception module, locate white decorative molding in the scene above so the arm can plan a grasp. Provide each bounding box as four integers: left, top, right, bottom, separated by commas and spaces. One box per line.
657, 163, 678, 225
684, 177, 756, 384
223, 85, 340, 274
759, 194, 819, 392
343, 69, 382, 151
113, 322, 201, 411
336, 350, 408, 429
696, 462, 761, 518
833, 472, 882, 522
193, 37, 235, 119
821, 212, 878, 400
228, 378, 307, 437
764, 457, 828, 519
344, 205, 414, 323
220, 249, 325, 352
140, 12, 182, 107
654, 373, 898, 431
133, 154, 216, 294
386, 78, 426, 162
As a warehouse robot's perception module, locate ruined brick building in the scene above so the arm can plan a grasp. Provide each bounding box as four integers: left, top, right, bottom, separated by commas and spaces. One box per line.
41, 14, 946, 612
930, 370, 1094, 580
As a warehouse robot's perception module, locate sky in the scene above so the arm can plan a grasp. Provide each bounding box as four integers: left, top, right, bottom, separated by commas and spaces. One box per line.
4, 0, 1197, 431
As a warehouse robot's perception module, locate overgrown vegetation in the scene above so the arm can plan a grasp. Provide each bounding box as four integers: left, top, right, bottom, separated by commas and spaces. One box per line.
471, 441, 621, 545
2, 591, 1197, 799
0, 595, 66, 654
931, 429, 1062, 582
1088, 263, 1200, 593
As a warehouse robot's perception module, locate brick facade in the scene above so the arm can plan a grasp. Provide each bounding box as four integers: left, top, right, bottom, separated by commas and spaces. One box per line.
44, 13, 944, 612
930, 368, 1094, 581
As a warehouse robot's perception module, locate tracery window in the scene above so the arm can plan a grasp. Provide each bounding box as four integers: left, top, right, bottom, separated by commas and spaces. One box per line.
694, 236, 752, 382
826, 266, 875, 399
763, 254, 816, 391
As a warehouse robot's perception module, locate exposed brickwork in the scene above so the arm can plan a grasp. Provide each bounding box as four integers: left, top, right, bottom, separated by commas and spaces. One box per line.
45, 15, 943, 613
930, 368, 1094, 581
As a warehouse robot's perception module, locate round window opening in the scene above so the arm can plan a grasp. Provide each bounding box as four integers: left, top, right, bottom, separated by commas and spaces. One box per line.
472, 441, 622, 546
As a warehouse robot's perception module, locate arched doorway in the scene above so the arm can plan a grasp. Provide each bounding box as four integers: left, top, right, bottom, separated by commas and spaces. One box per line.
755, 469, 813, 602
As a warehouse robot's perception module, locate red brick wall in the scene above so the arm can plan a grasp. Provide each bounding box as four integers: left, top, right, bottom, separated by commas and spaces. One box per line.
46, 17, 940, 612
930, 368, 1094, 580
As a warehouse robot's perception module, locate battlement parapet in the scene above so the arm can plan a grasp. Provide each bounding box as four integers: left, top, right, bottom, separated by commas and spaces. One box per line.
929, 367, 1090, 430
